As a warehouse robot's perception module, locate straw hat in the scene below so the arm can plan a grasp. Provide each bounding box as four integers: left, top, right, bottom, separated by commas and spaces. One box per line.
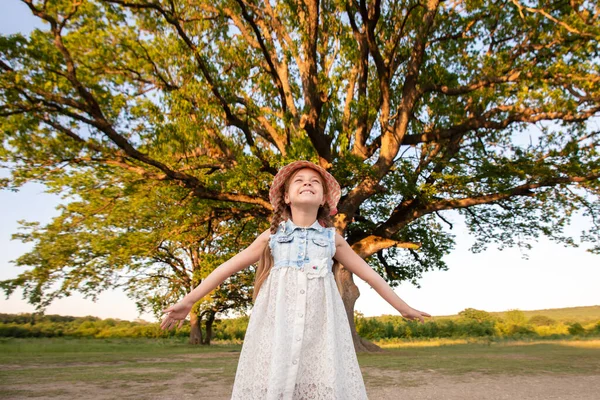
269, 160, 341, 216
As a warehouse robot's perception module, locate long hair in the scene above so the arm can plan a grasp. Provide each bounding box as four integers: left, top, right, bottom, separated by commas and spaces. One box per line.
252, 170, 342, 302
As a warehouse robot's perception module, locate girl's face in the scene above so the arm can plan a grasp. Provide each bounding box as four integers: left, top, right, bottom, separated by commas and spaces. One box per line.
284, 167, 326, 209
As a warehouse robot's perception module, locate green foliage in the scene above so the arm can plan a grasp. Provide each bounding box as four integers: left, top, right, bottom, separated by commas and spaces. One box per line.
529, 315, 557, 326
2, 310, 600, 341
459, 308, 495, 323
502, 309, 528, 326
568, 322, 586, 336
356, 312, 508, 340
0, 313, 186, 339
211, 315, 249, 342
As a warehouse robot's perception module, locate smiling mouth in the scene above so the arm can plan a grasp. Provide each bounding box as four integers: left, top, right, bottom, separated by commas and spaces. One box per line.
300, 190, 314, 195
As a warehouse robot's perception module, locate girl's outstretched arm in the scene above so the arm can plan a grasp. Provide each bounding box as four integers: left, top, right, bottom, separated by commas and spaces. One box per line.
161, 228, 271, 330
333, 233, 431, 323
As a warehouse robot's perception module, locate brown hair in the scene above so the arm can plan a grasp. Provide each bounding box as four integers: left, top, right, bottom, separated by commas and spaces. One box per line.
252, 168, 342, 301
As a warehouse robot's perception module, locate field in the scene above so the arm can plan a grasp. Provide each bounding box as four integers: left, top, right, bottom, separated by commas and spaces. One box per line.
1, 337, 599, 399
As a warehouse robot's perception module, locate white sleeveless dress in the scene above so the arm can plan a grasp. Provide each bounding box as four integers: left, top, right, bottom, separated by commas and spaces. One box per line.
230, 219, 369, 399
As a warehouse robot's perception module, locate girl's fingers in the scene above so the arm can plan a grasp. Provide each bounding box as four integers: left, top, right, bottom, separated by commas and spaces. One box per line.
161, 319, 170, 330
160, 316, 176, 331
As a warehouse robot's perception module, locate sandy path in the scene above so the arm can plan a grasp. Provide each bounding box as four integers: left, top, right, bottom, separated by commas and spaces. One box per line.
3, 368, 599, 399
365, 370, 600, 400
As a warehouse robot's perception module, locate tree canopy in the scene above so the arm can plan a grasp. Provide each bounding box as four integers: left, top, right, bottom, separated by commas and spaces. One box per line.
1, 0, 599, 349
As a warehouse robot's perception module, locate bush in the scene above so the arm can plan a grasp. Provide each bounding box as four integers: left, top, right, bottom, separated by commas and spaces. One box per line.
528, 315, 556, 326
503, 309, 527, 325
533, 324, 569, 336
589, 321, 600, 335
458, 308, 495, 323
568, 322, 585, 336
1, 311, 597, 341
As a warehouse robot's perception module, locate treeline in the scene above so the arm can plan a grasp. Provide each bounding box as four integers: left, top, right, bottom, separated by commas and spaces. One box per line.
355, 308, 600, 341
2, 308, 599, 342
0, 313, 249, 341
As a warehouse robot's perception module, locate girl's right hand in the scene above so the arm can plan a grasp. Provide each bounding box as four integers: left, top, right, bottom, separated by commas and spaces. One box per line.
160, 301, 192, 331
401, 307, 432, 323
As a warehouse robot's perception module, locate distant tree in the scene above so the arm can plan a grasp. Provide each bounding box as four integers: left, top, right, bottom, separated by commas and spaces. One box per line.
458, 308, 495, 323
528, 315, 556, 326
1, 0, 599, 351
2, 179, 257, 344
503, 309, 528, 326
567, 322, 585, 336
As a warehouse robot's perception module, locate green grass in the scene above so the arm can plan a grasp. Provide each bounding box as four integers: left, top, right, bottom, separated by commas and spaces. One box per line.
1, 337, 599, 397
0, 337, 239, 361
361, 339, 600, 375
0, 337, 241, 398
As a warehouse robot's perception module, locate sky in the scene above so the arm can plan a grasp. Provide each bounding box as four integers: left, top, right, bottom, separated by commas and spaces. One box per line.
1, 2, 599, 322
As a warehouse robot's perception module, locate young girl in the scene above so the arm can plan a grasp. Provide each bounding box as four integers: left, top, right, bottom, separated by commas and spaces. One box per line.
161, 160, 430, 399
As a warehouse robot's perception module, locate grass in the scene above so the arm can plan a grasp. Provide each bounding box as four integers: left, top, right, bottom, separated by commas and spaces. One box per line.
372, 336, 600, 349
359, 338, 600, 377
0, 337, 240, 399
1, 336, 599, 397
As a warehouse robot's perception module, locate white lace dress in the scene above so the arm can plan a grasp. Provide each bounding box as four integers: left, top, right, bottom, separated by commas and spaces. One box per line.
230, 220, 369, 399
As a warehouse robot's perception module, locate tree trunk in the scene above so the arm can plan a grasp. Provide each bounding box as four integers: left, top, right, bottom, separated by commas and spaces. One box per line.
339, 267, 383, 353
202, 311, 216, 345
189, 312, 202, 345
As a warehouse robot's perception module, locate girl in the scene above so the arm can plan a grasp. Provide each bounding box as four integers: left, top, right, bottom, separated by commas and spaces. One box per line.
161, 160, 431, 399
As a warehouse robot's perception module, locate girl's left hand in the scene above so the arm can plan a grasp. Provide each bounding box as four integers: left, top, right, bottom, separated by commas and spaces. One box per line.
401, 307, 431, 323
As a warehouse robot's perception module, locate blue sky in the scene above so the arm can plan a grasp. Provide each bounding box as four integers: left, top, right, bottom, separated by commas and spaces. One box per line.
1, 1, 598, 322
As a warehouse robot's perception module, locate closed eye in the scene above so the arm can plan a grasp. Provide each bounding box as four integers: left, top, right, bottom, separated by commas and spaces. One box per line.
295, 179, 321, 184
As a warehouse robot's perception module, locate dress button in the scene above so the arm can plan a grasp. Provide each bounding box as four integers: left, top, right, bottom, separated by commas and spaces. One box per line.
300, 289, 305, 294
298, 313, 303, 317
292, 360, 298, 365
297, 337, 301, 341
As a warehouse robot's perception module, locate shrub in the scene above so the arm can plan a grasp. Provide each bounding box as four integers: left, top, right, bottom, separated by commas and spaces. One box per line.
458, 308, 494, 323
528, 315, 556, 326
503, 309, 527, 325
533, 324, 569, 336
568, 322, 585, 336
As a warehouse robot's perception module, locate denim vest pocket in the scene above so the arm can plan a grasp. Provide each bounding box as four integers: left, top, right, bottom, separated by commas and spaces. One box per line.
311, 237, 330, 259
275, 233, 295, 260
277, 234, 294, 243
312, 237, 328, 246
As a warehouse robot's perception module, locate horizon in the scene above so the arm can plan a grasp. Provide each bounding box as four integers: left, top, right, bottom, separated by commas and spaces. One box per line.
4, 304, 600, 323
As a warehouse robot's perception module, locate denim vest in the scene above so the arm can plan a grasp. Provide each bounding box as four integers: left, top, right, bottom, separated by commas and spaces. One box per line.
269, 218, 336, 271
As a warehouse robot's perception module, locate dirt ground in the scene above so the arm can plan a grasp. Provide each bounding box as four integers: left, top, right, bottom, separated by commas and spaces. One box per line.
4, 367, 600, 399
365, 370, 600, 400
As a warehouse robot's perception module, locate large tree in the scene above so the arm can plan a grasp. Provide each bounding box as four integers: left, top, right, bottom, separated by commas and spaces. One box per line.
1, 0, 599, 350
